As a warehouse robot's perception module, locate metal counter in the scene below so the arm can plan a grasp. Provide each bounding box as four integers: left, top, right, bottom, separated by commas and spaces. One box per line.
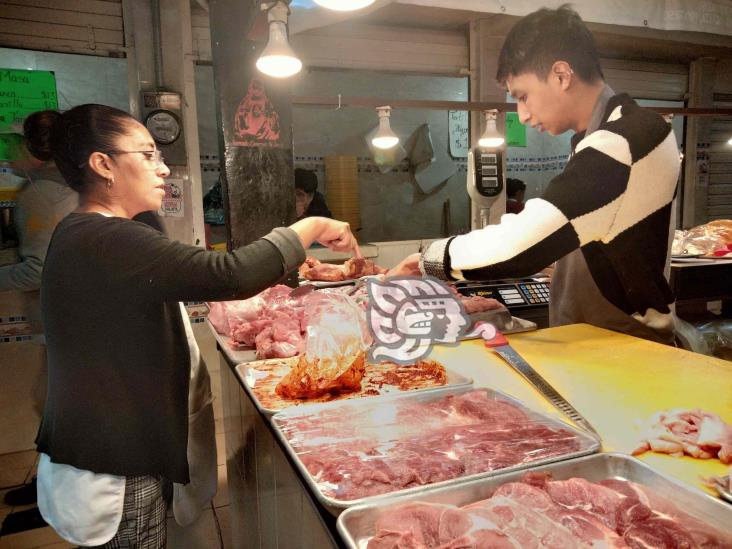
215, 325, 341, 549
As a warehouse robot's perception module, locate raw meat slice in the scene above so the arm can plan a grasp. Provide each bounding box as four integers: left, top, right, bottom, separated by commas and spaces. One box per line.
369, 503, 448, 548
366, 473, 731, 549
543, 477, 625, 530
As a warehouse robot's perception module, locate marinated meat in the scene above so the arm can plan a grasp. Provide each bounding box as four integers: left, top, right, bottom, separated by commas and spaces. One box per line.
633, 408, 732, 464
245, 357, 448, 412
367, 472, 732, 549
275, 351, 366, 399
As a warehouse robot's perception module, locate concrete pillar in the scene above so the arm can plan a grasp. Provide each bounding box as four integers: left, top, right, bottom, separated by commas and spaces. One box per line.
121, 0, 206, 247
682, 57, 716, 228
209, 0, 296, 252
158, 0, 206, 247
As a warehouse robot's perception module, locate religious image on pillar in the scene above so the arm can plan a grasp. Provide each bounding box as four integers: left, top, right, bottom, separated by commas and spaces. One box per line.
233, 78, 281, 147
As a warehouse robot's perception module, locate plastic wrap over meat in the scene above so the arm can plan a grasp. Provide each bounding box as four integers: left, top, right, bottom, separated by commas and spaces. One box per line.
276, 390, 595, 502
275, 294, 372, 399
672, 220, 732, 257
365, 473, 732, 549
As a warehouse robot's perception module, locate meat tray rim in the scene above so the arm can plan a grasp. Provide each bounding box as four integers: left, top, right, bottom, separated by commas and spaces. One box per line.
234, 358, 474, 416
271, 385, 601, 516
336, 452, 732, 549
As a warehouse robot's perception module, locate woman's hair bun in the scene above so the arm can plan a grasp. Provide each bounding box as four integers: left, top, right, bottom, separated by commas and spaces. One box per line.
24, 110, 62, 162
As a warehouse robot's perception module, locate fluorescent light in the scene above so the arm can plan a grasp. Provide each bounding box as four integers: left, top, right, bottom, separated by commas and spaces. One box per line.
371, 106, 399, 149
314, 0, 376, 10
478, 110, 505, 148
256, 2, 302, 78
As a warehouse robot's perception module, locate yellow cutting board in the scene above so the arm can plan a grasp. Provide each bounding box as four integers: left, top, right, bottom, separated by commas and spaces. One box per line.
429, 323, 732, 495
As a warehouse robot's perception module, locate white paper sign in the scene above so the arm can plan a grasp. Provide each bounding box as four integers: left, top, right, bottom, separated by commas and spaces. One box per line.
448, 110, 468, 158
158, 178, 184, 217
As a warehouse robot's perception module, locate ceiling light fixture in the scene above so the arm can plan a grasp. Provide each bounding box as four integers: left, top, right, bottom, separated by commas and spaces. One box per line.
314, 0, 376, 11
371, 106, 399, 149
478, 110, 505, 148
256, 1, 302, 79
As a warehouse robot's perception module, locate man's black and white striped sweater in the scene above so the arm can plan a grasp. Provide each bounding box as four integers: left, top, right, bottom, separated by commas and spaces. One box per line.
422, 93, 681, 334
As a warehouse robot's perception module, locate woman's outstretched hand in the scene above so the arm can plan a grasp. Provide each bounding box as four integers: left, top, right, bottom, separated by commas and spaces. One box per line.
291, 217, 358, 253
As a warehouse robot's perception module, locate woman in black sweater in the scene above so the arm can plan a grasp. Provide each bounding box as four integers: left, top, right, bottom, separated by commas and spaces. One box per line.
33, 104, 356, 548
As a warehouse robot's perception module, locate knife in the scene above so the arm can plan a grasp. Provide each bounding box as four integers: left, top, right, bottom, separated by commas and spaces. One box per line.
483, 329, 601, 440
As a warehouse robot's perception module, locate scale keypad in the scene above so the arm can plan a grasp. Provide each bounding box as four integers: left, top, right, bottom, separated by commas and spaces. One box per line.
519, 282, 550, 305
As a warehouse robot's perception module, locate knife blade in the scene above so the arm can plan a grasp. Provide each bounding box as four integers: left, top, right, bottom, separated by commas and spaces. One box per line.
484, 329, 600, 440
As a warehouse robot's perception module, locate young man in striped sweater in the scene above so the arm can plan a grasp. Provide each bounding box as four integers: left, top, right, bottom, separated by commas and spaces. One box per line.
392, 6, 681, 344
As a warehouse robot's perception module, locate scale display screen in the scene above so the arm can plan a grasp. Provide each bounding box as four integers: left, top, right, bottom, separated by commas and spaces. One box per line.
457, 280, 550, 308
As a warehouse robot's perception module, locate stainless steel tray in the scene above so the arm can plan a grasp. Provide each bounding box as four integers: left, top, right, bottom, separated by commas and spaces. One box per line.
235, 358, 473, 417
338, 452, 732, 549
271, 386, 600, 516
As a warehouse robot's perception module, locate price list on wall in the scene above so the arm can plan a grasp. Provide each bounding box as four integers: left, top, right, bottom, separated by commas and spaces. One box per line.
0, 69, 58, 161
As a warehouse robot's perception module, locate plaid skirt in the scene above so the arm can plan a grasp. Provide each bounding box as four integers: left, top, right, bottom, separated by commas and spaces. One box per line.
87, 475, 167, 549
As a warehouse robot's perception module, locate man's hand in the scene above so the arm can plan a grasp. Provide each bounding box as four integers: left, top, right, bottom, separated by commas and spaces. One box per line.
387, 252, 422, 277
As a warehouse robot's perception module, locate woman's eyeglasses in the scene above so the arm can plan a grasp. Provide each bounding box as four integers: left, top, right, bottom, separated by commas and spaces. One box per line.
106, 149, 166, 167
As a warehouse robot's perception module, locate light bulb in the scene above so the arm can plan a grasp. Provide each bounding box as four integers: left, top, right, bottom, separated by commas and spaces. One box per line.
728, 137, 732, 146
478, 110, 505, 148
314, 0, 376, 11
372, 106, 399, 149
256, 2, 302, 78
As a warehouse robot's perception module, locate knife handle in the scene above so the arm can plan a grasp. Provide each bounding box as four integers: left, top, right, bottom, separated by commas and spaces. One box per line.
482, 329, 509, 348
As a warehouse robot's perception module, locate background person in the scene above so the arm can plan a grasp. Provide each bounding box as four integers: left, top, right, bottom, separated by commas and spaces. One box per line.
33, 103, 357, 548
505, 177, 526, 214
0, 113, 78, 509
295, 167, 332, 220
390, 6, 680, 346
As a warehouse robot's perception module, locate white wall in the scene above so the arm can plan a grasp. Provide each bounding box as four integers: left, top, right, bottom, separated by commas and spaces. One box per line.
0, 47, 128, 112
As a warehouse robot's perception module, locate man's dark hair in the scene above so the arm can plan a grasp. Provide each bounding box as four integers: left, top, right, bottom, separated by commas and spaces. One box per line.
294, 168, 318, 194
506, 178, 526, 198
496, 5, 604, 85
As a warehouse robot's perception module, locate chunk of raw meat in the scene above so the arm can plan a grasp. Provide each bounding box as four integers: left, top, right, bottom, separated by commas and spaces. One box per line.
459, 295, 505, 314
344, 257, 387, 278
633, 408, 732, 464
231, 319, 272, 346
303, 262, 347, 281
